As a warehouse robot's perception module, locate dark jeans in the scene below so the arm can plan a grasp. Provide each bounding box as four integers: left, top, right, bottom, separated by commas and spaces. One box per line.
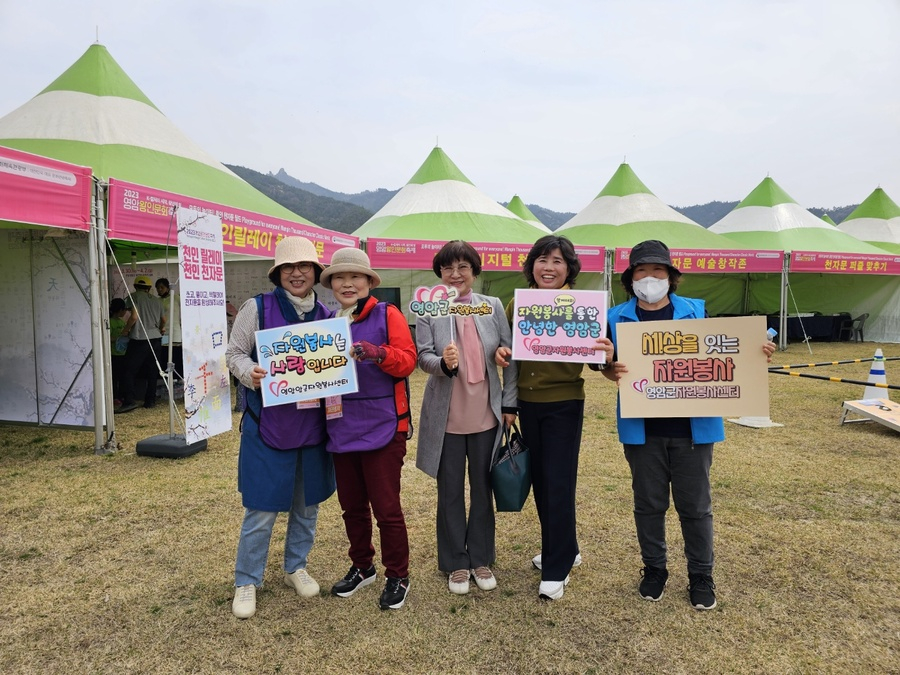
624, 436, 714, 575
121, 337, 162, 405
519, 399, 584, 582
333, 432, 410, 579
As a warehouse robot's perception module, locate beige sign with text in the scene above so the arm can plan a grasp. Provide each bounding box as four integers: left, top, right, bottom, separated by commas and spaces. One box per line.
617, 315, 770, 419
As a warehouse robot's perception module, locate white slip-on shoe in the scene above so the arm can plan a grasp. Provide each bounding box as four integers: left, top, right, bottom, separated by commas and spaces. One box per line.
471, 566, 497, 591
284, 568, 320, 598
232, 584, 257, 619
532, 553, 583, 571
538, 576, 570, 601
448, 569, 470, 595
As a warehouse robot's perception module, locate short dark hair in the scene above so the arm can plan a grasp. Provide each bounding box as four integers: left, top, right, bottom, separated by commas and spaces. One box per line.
155, 278, 169, 288
110, 297, 127, 315
523, 235, 581, 288
432, 240, 482, 278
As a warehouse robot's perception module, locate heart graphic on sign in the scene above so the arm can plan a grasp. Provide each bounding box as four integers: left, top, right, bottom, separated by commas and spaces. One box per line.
269, 380, 288, 397
414, 284, 458, 303
632, 378, 648, 393
524, 337, 541, 352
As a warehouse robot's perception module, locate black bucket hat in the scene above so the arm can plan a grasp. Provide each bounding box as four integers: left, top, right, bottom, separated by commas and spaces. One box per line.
622, 239, 681, 286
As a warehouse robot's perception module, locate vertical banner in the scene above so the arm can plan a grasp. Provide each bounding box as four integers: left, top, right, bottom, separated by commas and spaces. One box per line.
178, 208, 232, 442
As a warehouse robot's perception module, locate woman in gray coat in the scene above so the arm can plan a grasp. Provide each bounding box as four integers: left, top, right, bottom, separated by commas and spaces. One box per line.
416, 240, 518, 595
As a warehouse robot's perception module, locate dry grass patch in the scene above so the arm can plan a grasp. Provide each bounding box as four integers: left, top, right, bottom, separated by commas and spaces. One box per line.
0, 342, 898, 673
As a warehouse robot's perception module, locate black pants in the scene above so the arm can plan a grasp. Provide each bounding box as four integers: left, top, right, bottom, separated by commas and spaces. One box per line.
518, 399, 584, 582
121, 337, 162, 405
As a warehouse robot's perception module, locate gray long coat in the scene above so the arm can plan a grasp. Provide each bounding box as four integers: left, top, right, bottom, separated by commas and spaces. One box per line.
415, 293, 518, 478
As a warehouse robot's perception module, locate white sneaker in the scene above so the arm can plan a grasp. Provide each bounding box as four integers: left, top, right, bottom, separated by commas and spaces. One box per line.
532, 552, 583, 571
448, 569, 470, 595
232, 584, 256, 619
470, 566, 497, 591
284, 568, 320, 598
538, 576, 570, 601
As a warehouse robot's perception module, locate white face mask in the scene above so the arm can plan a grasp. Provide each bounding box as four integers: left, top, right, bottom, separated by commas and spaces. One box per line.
633, 276, 669, 304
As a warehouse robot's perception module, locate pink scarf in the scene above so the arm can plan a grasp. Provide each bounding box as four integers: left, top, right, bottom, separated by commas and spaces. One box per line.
454, 291, 485, 384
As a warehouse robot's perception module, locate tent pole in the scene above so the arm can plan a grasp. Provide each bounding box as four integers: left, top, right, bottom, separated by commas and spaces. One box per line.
93, 181, 117, 454
779, 256, 788, 351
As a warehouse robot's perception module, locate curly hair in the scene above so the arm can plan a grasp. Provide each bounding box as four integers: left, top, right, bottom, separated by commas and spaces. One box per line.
523, 235, 581, 288
431, 240, 482, 278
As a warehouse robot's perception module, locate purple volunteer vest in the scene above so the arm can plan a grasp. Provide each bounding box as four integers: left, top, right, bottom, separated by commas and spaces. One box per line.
327, 302, 400, 453
255, 291, 329, 450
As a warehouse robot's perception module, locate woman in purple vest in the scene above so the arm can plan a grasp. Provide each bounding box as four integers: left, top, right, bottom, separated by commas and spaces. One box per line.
320, 248, 418, 611
225, 236, 336, 619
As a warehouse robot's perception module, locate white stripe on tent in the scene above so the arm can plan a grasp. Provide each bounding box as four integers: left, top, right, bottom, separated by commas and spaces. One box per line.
558, 193, 699, 230
371, 180, 539, 222
838, 218, 900, 244
710, 204, 834, 234
0, 90, 231, 174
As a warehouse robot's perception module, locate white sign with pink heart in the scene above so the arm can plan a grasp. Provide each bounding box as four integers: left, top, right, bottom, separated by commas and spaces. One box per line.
255, 316, 359, 408
511, 288, 608, 364
408, 284, 459, 318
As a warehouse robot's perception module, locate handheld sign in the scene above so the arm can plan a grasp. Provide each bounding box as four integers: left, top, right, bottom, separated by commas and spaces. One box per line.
511, 289, 608, 364
616, 315, 769, 418
255, 316, 358, 407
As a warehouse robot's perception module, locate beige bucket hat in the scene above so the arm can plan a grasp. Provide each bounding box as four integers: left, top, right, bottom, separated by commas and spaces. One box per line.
267, 236, 324, 284
320, 247, 381, 288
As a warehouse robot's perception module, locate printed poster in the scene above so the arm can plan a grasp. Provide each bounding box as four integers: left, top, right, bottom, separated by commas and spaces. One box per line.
616, 315, 770, 419
511, 289, 608, 364
255, 316, 358, 408
178, 208, 233, 443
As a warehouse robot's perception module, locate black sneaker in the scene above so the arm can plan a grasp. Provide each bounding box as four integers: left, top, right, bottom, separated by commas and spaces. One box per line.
331, 565, 377, 598
688, 573, 717, 610
639, 566, 668, 601
379, 576, 410, 610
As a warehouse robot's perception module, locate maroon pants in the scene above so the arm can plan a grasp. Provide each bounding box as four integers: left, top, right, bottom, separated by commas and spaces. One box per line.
332, 432, 410, 579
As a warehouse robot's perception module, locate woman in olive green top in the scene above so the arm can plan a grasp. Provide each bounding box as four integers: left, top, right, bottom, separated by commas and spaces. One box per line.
497, 235, 614, 601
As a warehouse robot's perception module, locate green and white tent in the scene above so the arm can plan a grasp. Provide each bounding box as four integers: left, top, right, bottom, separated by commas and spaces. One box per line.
557, 163, 735, 249
505, 195, 550, 233
837, 187, 900, 255
352, 146, 549, 243
0, 43, 318, 229
711, 177, 899, 343
821, 213, 838, 226
709, 177, 887, 254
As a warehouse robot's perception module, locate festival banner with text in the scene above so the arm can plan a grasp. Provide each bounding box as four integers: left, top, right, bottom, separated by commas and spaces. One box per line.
108, 178, 357, 261
368, 238, 605, 272
177, 208, 233, 443
511, 288, 608, 364
789, 250, 900, 275
613, 247, 784, 274
616, 315, 770, 419
255, 317, 358, 408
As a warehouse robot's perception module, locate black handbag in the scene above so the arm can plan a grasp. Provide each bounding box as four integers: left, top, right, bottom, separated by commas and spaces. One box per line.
490, 423, 531, 512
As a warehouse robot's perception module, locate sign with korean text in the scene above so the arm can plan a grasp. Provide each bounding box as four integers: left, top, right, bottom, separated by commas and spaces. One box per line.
511, 289, 608, 364
108, 178, 358, 261
255, 316, 358, 408
368, 238, 605, 272
789, 250, 900, 275
407, 284, 501, 319
616, 315, 769, 418
0, 146, 92, 231
177, 208, 232, 442
614, 248, 784, 274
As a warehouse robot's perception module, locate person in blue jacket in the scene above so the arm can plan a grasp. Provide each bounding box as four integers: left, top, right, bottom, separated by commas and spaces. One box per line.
603, 240, 775, 610
225, 236, 336, 619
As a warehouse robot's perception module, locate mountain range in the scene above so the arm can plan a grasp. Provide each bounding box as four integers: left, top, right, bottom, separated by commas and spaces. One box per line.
225, 164, 858, 234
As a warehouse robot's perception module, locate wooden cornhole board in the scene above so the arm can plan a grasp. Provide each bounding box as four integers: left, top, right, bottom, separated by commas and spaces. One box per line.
840, 398, 900, 433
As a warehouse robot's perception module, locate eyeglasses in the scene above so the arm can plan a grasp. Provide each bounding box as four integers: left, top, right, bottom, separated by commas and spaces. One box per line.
281, 262, 314, 274
440, 263, 473, 275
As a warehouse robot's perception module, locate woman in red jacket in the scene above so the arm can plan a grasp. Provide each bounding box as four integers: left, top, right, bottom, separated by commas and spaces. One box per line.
320, 248, 418, 610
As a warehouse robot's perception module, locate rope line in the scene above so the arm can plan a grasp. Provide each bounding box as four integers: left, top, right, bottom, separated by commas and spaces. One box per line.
769, 356, 899, 371
769, 369, 900, 390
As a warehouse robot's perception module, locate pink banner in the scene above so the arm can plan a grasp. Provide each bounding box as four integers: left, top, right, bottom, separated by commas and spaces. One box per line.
367, 237, 605, 272
107, 178, 358, 263
789, 250, 900, 275
0, 146, 92, 231
613, 247, 784, 274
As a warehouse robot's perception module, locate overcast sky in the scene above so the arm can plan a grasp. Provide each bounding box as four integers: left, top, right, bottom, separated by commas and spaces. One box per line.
2, 0, 899, 213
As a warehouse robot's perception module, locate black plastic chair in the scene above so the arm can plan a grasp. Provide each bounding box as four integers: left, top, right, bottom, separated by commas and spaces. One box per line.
841, 313, 869, 342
